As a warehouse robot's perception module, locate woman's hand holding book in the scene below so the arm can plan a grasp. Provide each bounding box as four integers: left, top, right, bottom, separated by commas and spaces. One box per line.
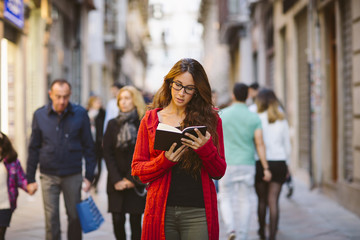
181, 128, 211, 150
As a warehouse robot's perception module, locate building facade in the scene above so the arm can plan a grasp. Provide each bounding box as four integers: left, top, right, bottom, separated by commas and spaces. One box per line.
1, 0, 97, 164
145, 0, 203, 93
88, 0, 149, 104
198, 0, 231, 107
199, 0, 360, 216
270, 0, 360, 216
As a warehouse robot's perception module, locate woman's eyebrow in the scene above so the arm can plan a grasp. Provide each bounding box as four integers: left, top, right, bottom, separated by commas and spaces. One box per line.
173, 80, 195, 87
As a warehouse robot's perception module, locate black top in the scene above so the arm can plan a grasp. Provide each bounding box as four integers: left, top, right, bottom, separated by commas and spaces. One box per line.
167, 163, 205, 208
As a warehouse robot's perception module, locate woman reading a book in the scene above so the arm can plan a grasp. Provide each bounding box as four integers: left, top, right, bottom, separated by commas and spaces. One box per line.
103, 86, 147, 240
131, 58, 226, 240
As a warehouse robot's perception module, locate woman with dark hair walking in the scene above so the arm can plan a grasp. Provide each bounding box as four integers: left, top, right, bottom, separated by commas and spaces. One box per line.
132, 58, 226, 240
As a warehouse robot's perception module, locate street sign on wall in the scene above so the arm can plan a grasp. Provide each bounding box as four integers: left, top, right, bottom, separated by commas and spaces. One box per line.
4, 0, 24, 29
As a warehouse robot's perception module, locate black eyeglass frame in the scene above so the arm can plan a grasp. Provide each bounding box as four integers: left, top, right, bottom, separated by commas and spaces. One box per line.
170, 80, 197, 95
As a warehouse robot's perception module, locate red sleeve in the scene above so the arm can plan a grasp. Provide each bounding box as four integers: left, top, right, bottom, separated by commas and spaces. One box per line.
194, 116, 226, 179
131, 111, 176, 183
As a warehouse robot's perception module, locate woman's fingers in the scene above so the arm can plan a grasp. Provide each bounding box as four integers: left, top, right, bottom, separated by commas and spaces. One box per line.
165, 144, 187, 162
182, 130, 211, 149
194, 128, 204, 138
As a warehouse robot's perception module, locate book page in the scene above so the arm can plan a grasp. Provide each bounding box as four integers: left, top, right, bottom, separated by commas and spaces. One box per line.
157, 123, 182, 133
182, 126, 206, 133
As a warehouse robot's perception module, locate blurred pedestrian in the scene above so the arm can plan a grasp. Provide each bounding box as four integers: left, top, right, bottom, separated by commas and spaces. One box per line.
131, 58, 226, 240
103, 86, 147, 240
211, 90, 220, 193
141, 90, 153, 104
0, 132, 31, 240
86, 96, 106, 192
26, 79, 96, 240
249, 85, 294, 199
219, 83, 271, 240
104, 82, 124, 133
247, 82, 259, 112
211, 90, 218, 107
254, 88, 291, 240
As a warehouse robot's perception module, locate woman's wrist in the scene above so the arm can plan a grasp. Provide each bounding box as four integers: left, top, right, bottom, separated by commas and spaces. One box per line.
263, 167, 269, 171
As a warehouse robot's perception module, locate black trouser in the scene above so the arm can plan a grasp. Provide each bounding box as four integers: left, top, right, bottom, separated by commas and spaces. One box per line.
112, 212, 142, 240
92, 156, 103, 189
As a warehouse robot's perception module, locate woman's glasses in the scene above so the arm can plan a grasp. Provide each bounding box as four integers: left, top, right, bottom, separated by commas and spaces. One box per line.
170, 81, 196, 95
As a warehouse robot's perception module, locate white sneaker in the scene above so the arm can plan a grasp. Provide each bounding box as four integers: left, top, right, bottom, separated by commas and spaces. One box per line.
228, 231, 236, 240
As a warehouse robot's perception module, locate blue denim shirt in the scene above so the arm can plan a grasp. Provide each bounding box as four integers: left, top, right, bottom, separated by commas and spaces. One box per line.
27, 102, 96, 183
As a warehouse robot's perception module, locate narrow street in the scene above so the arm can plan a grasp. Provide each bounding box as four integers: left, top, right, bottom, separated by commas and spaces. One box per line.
6, 167, 360, 240
2, 2, 360, 238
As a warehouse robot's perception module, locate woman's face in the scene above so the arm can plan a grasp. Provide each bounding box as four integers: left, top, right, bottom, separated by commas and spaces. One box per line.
170, 72, 196, 108
118, 90, 135, 113
92, 98, 102, 110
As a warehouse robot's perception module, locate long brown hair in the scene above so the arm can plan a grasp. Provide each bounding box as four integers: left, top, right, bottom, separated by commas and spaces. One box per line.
150, 58, 219, 175
256, 88, 284, 123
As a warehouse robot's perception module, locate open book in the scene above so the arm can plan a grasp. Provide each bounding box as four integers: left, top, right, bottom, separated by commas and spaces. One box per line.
154, 123, 207, 151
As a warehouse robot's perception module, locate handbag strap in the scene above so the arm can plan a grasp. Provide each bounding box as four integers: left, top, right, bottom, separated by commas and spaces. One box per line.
134, 187, 147, 197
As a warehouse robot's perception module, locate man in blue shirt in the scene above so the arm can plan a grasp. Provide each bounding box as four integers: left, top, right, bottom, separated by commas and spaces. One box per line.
26, 79, 96, 240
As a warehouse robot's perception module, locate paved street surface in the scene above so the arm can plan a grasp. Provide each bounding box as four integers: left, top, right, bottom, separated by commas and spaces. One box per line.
7, 167, 360, 240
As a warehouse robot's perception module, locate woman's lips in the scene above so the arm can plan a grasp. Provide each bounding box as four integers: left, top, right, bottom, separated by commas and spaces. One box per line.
176, 98, 184, 103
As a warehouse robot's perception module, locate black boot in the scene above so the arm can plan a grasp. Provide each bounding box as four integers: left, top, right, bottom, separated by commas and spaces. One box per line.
258, 228, 265, 240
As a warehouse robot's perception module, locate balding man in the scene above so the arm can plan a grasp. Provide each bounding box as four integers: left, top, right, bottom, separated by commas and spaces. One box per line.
27, 79, 96, 240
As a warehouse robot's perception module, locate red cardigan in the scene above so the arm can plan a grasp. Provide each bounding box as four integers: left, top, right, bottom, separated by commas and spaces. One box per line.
131, 108, 226, 240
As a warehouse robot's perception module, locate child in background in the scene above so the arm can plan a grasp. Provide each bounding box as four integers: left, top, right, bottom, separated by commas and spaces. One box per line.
0, 132, 29, 239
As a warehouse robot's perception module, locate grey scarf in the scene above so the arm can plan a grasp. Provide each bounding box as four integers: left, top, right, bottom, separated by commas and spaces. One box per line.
115, 109, 139, 150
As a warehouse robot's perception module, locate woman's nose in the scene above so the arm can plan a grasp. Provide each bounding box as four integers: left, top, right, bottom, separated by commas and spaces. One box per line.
179, 88, 186, 95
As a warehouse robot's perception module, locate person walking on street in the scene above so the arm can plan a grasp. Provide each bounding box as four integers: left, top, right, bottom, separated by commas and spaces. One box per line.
247, 82, 260, 112
0, 132, 31, 240
248, 85, 294, 199
103, 86, 147, 240
87, 96, 106, 192
254, 89, 291, 240
26, 79, 96, 240
104, 82, 124, 133
219, 83, 271, 240
131, 58, 226, 240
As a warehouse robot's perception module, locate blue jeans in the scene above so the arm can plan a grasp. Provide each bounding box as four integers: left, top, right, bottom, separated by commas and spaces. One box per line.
165, 206, 208, 240
40, 173, 82, 240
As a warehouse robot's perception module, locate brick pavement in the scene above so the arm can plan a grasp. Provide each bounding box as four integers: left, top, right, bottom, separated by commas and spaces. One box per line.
6, 169, 360, 240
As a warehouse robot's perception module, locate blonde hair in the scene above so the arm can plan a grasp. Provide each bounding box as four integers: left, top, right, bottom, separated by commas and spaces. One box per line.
117, 86, 146, 119
256, 88, 284, 123
86, 96, 101, 110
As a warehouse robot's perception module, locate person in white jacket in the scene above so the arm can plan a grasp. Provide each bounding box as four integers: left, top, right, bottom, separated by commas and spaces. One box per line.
254, 88, 291, 240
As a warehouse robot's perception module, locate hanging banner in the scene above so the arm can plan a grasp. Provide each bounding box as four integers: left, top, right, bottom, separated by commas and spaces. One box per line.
4, 0, 24, 29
